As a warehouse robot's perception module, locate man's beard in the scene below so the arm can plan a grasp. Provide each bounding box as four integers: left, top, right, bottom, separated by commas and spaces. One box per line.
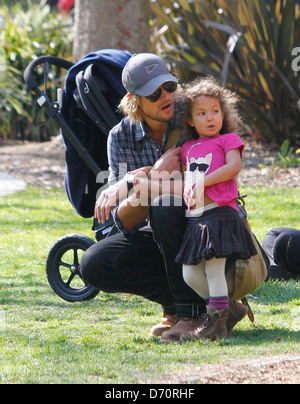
141, 104, 174, 123
142, 111, 170, 123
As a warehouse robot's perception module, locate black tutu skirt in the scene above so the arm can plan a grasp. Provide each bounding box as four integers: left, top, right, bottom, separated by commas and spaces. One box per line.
176, 206, 258, 265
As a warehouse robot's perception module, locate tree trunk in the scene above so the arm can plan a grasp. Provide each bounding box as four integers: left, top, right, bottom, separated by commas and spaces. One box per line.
73, 0, 151, 62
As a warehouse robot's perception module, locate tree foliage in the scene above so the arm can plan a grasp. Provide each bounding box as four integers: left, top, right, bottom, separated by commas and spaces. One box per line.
0, 0, 73, 141
151, 0, 300, 145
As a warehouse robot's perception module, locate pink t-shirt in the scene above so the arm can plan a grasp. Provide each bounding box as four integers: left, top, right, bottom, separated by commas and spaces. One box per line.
181, 133, 244, 211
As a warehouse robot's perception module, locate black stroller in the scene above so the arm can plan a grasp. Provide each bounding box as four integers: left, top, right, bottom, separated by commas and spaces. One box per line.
24, 49, 132, 302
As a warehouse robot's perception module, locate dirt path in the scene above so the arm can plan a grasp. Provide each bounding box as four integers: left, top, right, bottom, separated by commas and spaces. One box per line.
0, 135, 300, 189
0, 135, 66, 189
146, 353, 300, 384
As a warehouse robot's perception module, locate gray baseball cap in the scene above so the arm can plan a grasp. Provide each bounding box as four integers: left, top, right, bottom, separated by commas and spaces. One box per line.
122, 53, 178, 96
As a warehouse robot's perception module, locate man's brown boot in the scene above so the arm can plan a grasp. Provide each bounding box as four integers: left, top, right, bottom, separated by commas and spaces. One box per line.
150, 314, 177, 337
227, 299, 249, 335
160, 317, 205, 343
197, 306, 228, 341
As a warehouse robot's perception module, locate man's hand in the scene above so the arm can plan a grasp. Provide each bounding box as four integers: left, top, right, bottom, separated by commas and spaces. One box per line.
94, 166, 152, 224
94, 179, 126, 224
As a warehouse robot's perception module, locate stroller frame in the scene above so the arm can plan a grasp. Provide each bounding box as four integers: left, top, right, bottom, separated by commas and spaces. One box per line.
24, 53, 128, 302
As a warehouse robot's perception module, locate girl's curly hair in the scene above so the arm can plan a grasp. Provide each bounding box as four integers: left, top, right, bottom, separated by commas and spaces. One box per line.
180, 76, 243, 140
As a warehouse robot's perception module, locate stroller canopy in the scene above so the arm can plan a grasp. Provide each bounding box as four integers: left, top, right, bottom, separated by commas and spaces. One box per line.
60, 49, 132, 218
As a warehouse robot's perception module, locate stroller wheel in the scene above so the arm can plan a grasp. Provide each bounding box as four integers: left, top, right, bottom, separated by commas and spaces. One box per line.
46, 233, 100, 302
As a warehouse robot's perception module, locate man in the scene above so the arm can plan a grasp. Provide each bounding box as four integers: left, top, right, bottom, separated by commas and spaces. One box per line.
80, 53, 247, 342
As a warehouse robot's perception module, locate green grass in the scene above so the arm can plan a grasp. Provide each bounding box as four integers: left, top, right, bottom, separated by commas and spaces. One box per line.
0, 186, 299, 384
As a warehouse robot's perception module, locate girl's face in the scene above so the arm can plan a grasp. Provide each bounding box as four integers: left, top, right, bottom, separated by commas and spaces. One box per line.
188, 96, 224, 139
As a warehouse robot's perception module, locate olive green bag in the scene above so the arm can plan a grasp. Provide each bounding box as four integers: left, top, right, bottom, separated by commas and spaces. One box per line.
225, 195, 269, 319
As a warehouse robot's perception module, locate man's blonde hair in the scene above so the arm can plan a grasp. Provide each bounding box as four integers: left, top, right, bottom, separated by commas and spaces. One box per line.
118, 94, 144, 123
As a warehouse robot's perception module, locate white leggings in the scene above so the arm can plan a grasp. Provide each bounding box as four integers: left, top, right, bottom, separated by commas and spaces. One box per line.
183, 258, 228, 299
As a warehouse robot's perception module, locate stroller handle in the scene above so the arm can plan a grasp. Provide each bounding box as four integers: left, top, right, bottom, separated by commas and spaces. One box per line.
24, 55, 102, 178
24, 56, 74, 91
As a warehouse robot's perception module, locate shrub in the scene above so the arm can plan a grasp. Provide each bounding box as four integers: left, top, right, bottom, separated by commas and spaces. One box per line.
150, 0, 300, 146
0, 0, 73, 141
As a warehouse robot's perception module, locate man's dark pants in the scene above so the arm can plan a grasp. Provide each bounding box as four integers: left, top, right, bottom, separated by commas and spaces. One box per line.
80, 196, 206, 318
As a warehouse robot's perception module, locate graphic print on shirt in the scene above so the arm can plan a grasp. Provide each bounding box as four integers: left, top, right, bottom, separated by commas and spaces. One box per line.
188, 153, 212, 174
185, 143, 213, 193
186, 142, 212, 176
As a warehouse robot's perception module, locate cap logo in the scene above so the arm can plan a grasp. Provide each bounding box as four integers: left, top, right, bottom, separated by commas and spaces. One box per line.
145, 64, 159, 74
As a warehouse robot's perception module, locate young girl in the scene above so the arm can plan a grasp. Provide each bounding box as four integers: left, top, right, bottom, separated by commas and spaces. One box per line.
176, 76, 257, 341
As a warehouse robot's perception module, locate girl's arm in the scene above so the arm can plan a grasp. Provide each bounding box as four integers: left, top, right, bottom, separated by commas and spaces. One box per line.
204, 148, 242, 188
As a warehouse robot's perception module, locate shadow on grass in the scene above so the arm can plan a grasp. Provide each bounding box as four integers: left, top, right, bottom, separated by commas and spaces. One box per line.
230, 326, 300, 345
0, 275, 153, 312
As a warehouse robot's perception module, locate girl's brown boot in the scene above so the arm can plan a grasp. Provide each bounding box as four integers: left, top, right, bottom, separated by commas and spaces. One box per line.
197, 306, 228, 341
